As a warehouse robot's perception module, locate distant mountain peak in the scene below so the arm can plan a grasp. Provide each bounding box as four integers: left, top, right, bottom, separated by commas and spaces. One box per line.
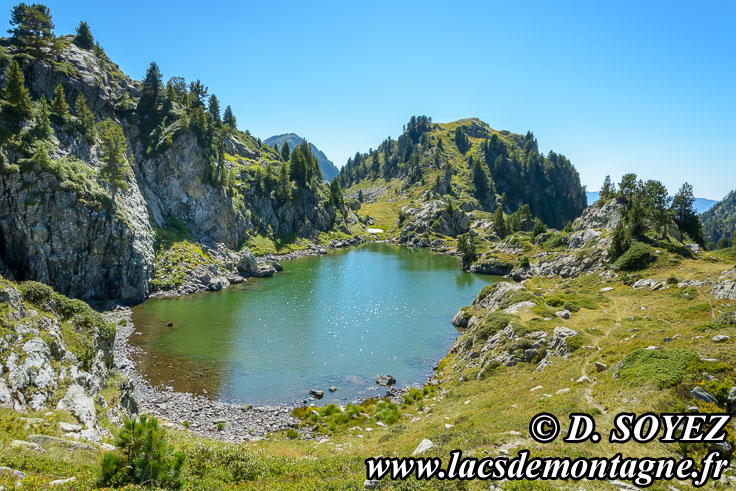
264, 134, 339, 181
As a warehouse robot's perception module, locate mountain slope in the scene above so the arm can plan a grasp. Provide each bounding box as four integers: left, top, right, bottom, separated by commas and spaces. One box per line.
0, 35, 356, 303
702, 190, 736, 246
340, 116, 586, 231
264, 133, 339, 181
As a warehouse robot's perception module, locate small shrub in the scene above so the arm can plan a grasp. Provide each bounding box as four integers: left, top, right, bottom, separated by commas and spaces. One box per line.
475, 313, 514, 341
519, 256, 530, 268
666, 276, 679, 285
286, 429, 299, 439
613, 241, 655, 271
97, 415, 185, 488
617, 349, 699, 388
566, 335, 584, 352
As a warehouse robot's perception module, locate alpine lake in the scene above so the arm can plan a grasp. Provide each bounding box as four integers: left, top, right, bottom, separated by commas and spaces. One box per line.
131, 243, 500, 405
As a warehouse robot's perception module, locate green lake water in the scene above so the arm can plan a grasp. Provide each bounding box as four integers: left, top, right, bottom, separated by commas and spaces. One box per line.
130, 243, 499, 405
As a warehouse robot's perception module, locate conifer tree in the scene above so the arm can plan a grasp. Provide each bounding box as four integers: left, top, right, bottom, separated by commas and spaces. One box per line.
35, 95, 52, 138
600, 175, 615, 200
9, 3, 54, 57
278, 162, 290, 200
207, 94, 221, 123
75, 93, 97, 143
98, 118, 129, 198
223, 105, 236, 128
4, 60, 32, 121
330, 178, 343, 208
73, 21, 94, 49
472, 158, 491, 202
137, 62, 163, 134
280, 141, 290, 161
50, 84, 69, 123
492, 206, 507, 238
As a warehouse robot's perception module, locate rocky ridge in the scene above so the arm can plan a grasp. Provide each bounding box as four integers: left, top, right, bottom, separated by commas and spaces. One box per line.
0, 42, 359, 305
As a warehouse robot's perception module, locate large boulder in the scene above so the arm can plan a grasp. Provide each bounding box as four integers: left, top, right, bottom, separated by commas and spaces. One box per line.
57, 384, 98, 430
399, 200, 470, 241
573, 198, 626, 231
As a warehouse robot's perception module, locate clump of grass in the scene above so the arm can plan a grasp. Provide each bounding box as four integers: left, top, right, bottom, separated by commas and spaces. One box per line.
372, 401, 400, 424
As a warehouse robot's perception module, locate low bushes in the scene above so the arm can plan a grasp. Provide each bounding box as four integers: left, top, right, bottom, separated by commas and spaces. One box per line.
613, 241, 656, 271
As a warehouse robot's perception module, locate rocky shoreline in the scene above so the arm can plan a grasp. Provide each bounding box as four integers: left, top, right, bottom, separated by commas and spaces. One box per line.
109, 306, 300, 442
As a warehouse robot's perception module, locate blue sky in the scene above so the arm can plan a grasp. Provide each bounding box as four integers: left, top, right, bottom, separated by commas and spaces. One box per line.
25, 0, 736, 199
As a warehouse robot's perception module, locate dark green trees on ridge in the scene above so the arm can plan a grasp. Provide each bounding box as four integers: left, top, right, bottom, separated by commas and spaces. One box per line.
339, 116, 586, 229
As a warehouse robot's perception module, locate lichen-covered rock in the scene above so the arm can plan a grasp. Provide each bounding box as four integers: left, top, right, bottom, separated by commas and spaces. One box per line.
399, 200, 470, 242
472, 282, 524, 311
632, 279, 666, 291
573, 199, 625, 231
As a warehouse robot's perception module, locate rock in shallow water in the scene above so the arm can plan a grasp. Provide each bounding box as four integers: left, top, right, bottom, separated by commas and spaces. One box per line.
376, 374, 396, 386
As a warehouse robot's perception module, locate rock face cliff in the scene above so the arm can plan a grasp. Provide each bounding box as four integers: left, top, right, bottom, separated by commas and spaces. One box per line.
0, 39, 355, 303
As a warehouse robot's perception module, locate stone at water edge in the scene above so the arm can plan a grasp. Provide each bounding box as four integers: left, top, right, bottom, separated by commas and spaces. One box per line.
412, 438, 435, 456
309, 390, 324, 399
328, 386, 338, 392
376, 374, 396, 386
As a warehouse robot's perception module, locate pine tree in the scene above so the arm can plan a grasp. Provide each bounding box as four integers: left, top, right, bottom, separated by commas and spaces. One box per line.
35, 95, 52, 138
207, 94, 221, 123
280, 141, 290, 161
73, 21, 94, 49
188, 80, 208, 108
75, 93, 97, 143
611, 221, 632, 259
137, 62, 163, 136
223, 105, 236, 128
671, 182, 704, 245
457, 233, 477, 269
50, 84, 69, 123
278, 162, 290, 200
9, 3, 55, 57
618, 173, 639, 202
600, 175, 615, 200
330, 178, 343, 209
3, 60, 32, 121
492, 207, 507, 238
98, 118, 129, 198
642, 179, 671, 238
472, 158, 491, 202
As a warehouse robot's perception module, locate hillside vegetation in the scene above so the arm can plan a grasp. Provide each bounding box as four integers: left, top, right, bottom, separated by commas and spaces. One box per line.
702, 190, 736, 249
264, 133, 340, 181
340, 116, 586, 230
